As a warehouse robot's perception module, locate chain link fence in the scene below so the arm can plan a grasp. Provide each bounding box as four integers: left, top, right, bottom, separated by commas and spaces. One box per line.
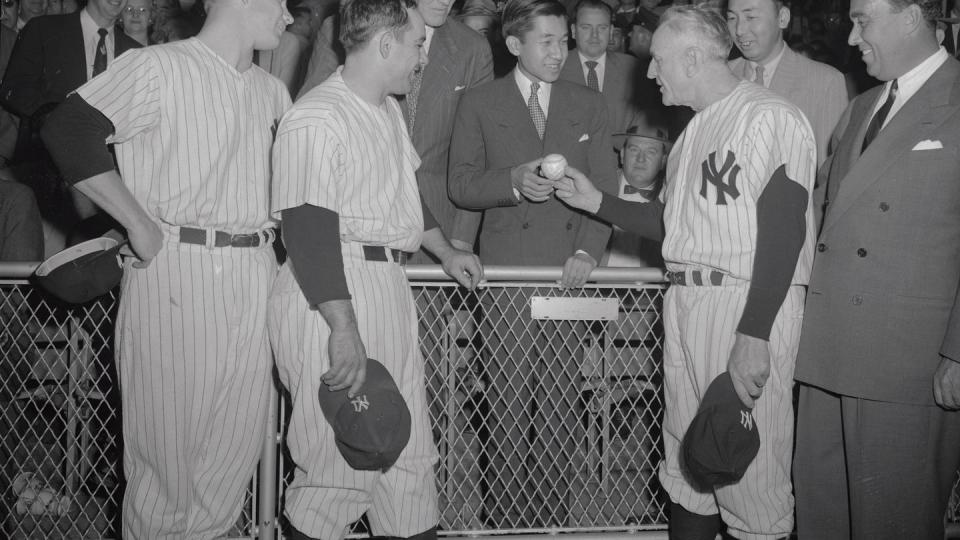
2, 263, 959, 539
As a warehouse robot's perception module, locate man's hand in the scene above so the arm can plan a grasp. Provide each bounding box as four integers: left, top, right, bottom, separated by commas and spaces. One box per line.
127, 217, 163, 268
560, 252, 596, 289
934, 356, 960, 410
318, 300, 367, 397
511, 157, 554, 202
440, 248, 483, 290
727, 333, 771, 408
322, 325, 367, 397
554, 165, 603, 214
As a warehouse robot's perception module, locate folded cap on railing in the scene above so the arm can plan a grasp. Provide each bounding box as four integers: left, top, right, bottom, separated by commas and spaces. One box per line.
681, 372, 760, 490
317, 358, 411, 472
33, 237, 124, 304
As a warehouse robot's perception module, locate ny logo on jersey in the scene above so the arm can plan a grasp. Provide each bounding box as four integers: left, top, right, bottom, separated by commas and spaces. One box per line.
740, 410, 753, 431
351, 395, 370, 413
700, 150, 742, 205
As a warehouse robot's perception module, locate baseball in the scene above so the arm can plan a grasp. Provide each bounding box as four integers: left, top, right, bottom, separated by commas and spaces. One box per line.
540, 154, 567, 180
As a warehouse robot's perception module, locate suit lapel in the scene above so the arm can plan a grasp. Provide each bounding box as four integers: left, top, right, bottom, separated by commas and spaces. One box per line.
823, 62, 960, 233
769, 46, 799, 96
67, 13, 87, 84
561, 54, 586, 85
418, 24, 456, 116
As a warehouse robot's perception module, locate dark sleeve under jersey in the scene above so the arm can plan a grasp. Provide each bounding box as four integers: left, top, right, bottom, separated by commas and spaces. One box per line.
595, 191, 665, 241
40, 93, 116, 184
737, 165, 808, 340
282, 204, 351, 307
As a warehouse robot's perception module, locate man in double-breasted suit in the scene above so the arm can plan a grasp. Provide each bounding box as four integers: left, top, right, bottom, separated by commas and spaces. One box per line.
559, 0, 642, 134
448, 0, 615, 526
726, 0, 847, 166
793, 1, 960, 538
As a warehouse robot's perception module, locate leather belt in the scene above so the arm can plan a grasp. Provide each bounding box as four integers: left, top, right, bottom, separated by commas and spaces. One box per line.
665, 269, 728, 286
179, 227, 275, 248
361, 245, 408, 265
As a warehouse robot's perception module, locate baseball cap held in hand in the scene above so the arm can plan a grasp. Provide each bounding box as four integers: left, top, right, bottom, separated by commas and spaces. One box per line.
681, 372, 760, 490
33, 237, 125, 304
318, 358, 411, 472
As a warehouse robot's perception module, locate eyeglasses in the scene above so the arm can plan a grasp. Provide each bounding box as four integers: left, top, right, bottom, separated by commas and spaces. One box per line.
1, 0, 16, 7
123, 6, 150, 15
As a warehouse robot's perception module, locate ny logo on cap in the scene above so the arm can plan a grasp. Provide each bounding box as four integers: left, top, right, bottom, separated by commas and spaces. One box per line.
740, 410, 753, 431
700, 150, 741, 205
351, 395, 370, 413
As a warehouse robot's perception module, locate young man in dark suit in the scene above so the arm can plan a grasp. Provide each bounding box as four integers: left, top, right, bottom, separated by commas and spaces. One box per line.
794, 1, 960, 538
559, 0, 641, 134
448, 0, 615, 526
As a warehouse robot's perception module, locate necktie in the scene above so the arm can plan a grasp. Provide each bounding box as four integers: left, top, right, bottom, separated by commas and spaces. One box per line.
585, 60, 600, 92
944, 25, 956, 57
528, 81, 546, 139
93, 28, 108, 78
406, 66, 424, 134
753, 64, 764, 86
623, 184, 656, 198
861, 79, 898, 152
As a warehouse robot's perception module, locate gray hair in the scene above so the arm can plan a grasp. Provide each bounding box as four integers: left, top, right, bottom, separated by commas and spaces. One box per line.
659, 3, 732, 61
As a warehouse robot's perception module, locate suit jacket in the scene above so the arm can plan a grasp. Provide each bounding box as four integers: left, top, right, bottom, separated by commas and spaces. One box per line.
795, 58, 960, 406
448, 75, 616, 265
0, 12, 142, 118
298, 19, 493, 258
730, 46, 847, 166
559, 51, 641, 134
0, 25, 19, 161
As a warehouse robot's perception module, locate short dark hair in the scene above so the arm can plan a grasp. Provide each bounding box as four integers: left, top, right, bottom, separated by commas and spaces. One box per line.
501, 0, 567, 41
339, 0, 418, 54
887, 0, 941, 25
572, 0, 612, 23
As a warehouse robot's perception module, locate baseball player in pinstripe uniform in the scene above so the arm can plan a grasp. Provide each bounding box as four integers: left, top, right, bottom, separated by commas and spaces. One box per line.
39, 0, 294, 537
556, 5, 815, 540
268, 0, 482, 538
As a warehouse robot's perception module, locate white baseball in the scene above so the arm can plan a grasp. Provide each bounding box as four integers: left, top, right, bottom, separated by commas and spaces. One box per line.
540, 154, 567, 180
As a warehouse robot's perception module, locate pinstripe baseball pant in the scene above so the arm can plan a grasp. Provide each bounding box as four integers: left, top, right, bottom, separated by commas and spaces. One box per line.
658, 281, 803, 540
116, 240, 277, 539
269, 243, 439, 540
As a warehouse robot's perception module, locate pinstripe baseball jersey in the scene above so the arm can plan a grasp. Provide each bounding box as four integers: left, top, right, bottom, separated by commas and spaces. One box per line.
75, 37, 291, 232
271, 69, 424, 251
269, 68, 438, 540
660, 81, 816, 283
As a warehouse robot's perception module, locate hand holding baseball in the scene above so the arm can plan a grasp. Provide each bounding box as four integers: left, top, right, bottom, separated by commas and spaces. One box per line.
554, 165, 603, 214
510, 157, 553, 202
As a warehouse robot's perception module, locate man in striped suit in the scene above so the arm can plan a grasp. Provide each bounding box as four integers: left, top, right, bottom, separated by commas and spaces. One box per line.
268, 0, 482, 538
726, 0, 847, 165
555, 5, 816, 539
40, 0, 294, 537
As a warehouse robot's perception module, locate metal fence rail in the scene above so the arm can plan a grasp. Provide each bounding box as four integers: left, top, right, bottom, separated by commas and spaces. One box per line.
2, 263, 959, 539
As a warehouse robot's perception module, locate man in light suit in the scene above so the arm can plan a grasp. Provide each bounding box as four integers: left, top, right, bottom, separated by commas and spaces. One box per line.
559, 0, 641, 134
449, 0, 615, 526
726, 0, 847, 165
793, 1, 960, 538
298, 0, 493, 254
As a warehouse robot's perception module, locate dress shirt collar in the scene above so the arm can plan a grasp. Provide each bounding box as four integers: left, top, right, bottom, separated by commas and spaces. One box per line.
878, 47, 949, 128
424, 25, 435, 56
749, 40, 786, 88
514, 66, 552, 117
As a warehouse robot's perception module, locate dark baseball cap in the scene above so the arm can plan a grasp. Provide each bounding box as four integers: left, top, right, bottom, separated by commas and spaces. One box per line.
318, 358, 411, 472
33, 237, 124, 304
681, 372, 760, 490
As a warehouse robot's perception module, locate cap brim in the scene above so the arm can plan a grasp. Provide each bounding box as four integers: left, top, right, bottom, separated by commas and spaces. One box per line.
35, 237, 119, 277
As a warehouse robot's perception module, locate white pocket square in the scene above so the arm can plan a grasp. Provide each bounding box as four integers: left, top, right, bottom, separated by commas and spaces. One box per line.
578, 133, 590, 142
912, 139, 943, 151
454, 85, 466, 91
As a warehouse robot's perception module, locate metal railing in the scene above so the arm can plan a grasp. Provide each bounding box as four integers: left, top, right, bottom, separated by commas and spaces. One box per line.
2, 262, 959, 539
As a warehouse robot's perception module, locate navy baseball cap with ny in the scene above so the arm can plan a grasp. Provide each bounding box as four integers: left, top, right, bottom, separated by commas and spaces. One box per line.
681, 372, 761, 490
318, 358, 411, 472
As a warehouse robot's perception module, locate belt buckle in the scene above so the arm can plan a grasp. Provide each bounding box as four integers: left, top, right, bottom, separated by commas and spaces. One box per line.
666, 271, 685, 286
